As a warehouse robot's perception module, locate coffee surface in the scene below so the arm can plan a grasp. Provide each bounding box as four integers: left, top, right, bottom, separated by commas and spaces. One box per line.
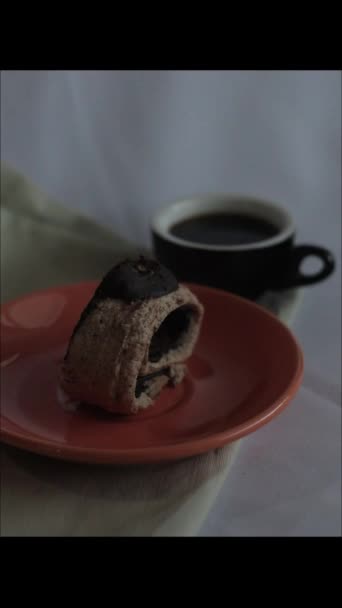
170, 213, 279, 246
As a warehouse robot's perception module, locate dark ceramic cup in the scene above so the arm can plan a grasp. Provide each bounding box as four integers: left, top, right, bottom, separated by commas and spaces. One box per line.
151, 195, 335, 301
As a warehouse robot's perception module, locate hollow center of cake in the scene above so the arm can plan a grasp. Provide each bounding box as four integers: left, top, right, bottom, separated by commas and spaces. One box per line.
148, 305, 194, 363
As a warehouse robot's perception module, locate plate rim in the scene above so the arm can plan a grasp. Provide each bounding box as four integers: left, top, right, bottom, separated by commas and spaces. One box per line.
0, 281, 304, 464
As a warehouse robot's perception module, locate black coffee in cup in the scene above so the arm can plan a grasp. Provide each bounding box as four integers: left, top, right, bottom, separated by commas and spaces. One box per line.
170, 213, 279, 246
152, 195, 335, 300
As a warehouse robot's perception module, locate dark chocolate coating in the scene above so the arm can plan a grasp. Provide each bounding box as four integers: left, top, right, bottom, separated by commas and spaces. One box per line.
65, 257, 179, 358
94, 257, 179, 302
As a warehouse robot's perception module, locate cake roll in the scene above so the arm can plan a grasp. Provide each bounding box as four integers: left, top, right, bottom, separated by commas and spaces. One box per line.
60, 257, 203, 414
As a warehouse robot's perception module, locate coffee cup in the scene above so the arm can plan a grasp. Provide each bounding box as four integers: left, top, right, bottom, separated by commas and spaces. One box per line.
151, 195, 335, 300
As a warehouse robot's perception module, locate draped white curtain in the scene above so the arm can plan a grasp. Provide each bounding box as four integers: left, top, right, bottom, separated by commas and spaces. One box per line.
2, 70, 340, 246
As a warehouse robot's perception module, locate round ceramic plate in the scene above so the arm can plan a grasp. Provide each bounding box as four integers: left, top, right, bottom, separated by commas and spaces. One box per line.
0, 282, 303, 464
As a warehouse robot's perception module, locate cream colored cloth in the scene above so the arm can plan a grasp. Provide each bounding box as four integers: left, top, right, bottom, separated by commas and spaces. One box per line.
0, 165, 301, 536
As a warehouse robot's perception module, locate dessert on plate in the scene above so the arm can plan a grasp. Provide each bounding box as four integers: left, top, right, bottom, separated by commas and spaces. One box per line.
60, 257, 203, 414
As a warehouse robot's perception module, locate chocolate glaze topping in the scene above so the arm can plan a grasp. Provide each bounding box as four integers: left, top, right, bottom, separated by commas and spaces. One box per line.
65, 257, 179, 358
95, 257, 178, 302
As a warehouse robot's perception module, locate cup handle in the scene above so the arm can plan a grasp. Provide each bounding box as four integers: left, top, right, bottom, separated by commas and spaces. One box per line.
281, 244, 335, 288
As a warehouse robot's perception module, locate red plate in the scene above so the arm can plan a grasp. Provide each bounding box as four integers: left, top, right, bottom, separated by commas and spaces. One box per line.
0, 282, 303, 464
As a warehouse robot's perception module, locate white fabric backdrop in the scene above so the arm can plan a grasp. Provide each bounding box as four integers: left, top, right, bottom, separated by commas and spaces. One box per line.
1, 70, 341, 535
